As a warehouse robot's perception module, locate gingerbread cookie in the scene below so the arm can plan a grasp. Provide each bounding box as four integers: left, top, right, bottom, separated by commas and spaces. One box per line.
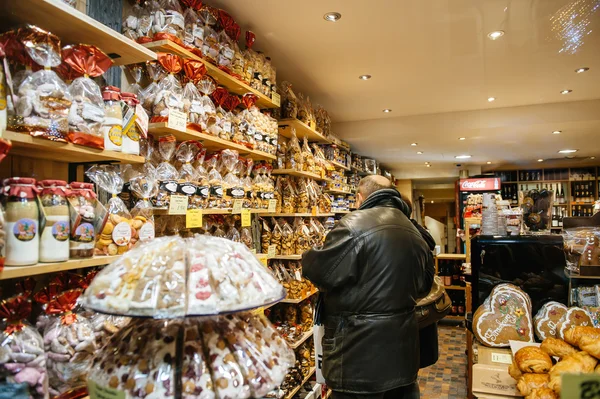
534, 301, 568, 341
557, 307, 593, 340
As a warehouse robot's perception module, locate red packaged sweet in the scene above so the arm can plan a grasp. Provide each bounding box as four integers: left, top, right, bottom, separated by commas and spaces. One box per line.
182, 59, 207, 132
150, 53, 184, 123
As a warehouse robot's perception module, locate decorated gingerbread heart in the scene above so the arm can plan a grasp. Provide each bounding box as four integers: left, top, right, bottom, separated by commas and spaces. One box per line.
474, 284, 534, 347
534, 301, 568, 341
557, 307, 593, 339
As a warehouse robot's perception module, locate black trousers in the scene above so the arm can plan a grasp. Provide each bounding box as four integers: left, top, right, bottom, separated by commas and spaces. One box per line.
332, 382, 420, 399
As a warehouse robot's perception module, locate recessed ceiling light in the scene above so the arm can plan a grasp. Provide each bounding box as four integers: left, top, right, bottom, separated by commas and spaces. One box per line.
575, 67, 589, 73
552, 130, 562, 134
537, 159, 544, 162
431, 200, 434, 204
425, 162, 430, 164
486, 161, 492, 164
417, 151, 423, 155
487, 97, 496, 102
591, 156, 596, 160
455, 155, 472, 159
487, 30, 504, 40
359, 74, 371, 80
323, 12, 341, 22
560, 89, 572, 94
411, 143, 418, 146
459, 137, 466, 141
426, 164, 431, 168
383, 109, 392, 113
558, 149, 578, 153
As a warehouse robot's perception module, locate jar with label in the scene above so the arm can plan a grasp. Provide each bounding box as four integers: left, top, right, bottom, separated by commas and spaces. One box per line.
4, 177, 40, 266
67, 182, 97, 259
39, 180, 70, 262
101, 86, 123, 152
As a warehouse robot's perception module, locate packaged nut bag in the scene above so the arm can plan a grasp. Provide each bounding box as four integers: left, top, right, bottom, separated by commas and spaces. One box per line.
129, 164, 159, 243
196, 75, 217, 132
0, 30, 38, 99
175, 140, 202, 210
209, 87, 230, 140
62, 44, 113, 149
220, 149, 244, 209
192, 147, 210, 209
239, 157, 254, 209
12, 26, 71, 142
182, 0, 205, 51
285, 128, 303, 171
242, 31, 256, 85
151, 53, 184, 123
271, 218, 282, 255
125, 64, 144, 97
67, 182, 105, 259
140, 60, 167, 114
206, 153, 225, 208
301, 137, 315, 173
280, 220, 295, 256
153, 134, 179, 208
280, 81, 298, 119
85, 165, 134, 255
122, 0, 154, 43
238, 93, 257, 149
182, 59, 207, 131
0, 294, 49, 399
260, 218, 271, 254
294, 218, 311, 254
200, 8, 220, 64
149, 0, 186, 44
296, 178, 309, 213
43, 289, 95, 398
282, 178, 297, 214
225, 95, 243, 145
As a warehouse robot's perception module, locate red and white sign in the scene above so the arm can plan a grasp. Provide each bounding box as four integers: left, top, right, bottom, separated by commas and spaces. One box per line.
460, 178, 501, 192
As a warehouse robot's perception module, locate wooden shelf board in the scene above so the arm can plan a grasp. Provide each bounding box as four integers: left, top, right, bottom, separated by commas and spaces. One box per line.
280, 290, 318, 303
0, 256, 120, 280
257, 213, 334, 217
272, 255, 303, 260
564, 270, 600, 280
290, 328, 314, 349
286, 367, 316, 399
272, 169, 330, 182
142, 40, 277, 108
148, 123, 276, 161
326, 189, 353, 195
436, 253, 467, 260
351, 166, 365, 174
330, 160, 350, 171
3, 0, 155, 66
444, 315, 465, 321
571, 203, 595, 206
4, 131, 145, 164
333, 210, 351, 214
278, 119, 331, 144
154, 208, 271, 216
445, 285, 466, 291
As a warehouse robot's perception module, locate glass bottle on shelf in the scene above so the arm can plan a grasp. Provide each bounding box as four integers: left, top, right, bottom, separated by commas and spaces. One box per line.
552, 208, 558, 227
443, 263, 452, 286
558, 208, 563, 227
458, 296, 465, 316
451, 262, 460, 286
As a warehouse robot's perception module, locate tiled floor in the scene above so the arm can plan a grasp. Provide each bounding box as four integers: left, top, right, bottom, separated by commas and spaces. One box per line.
418, 325, 468, 399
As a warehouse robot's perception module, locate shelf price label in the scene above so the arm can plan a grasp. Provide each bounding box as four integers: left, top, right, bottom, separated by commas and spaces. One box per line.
256, 253, 268, 267
268, 199, 277, 213
267, 244, 277, 259
186, 209, 203, 228
271, 92, 281, 107
311, 206, 318, 216
167, 109, 187, 132
561, 373, 600, 399
241, 209, 252, 227
168, 195, 188, 215
232, 199, 244, 214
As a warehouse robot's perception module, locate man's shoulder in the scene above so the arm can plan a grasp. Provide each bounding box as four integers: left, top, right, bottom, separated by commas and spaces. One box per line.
341, 207, 416, 233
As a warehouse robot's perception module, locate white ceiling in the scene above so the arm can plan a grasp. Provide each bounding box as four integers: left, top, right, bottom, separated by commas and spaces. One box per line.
214, 0, 600, 176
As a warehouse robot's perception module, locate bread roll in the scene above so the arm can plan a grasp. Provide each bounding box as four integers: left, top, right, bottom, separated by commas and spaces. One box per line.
526, 387, 559, 399
509, 359, 523, 380
516, 373, 549, 396
515, 347, 553, 373
579, 335, 600, 359
564, 326, 600, 347
540, 337, 577, 359
557, 307, 593, 340
549, 351, 597, 393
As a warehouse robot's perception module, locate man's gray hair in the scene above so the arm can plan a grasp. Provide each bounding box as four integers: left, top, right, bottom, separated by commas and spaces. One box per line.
357, 175, 395, 199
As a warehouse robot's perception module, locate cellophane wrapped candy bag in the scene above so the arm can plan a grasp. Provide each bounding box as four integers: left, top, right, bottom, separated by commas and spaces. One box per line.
151, 53, 184, 123
153, 134, 178, 208
63, 44, 114, 149
181, 59, 207, 130
129, 163, 159, 243
11, 26, 71, 142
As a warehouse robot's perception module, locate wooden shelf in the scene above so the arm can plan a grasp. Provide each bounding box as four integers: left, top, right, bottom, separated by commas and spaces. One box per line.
333, 210, 351, 214
564, 270, 600, 280
444, 315, 465, 321
154, 208, 272, 216
142, 40, 278, 108
351, 166, 365, 174
272, 169, 331, 182
3, 0, 155, 66
280, 289, 318, 303
285, 367, 316, 399
0, 256, 120, 280
148, 123, 276, 161
444, 285, 466, 291
278, 119, 331, 144
289, 328, 314, 349
436, 253, 467, 260
571, 202, 595, 206
330, 160, 350, 171
271, 255, 303, 260
325, 189, 353, 195
257, 213, 334, 217
4, 131, 145, 164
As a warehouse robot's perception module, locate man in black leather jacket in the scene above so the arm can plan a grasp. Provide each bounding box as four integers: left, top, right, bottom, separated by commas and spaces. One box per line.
302, 176, 435, 399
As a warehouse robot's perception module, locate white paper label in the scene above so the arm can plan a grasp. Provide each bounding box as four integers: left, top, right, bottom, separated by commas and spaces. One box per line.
295, 270, 302, 281
191, 100, 204, 114
167, 11, 185, 30
272, 92, 281, 107
167, 109, 187, 131
491, 353, 513, 365
138, 222, 155, 241
223, 47, 235, 59
223, 121, 232, 133
135, 104, 148, 138
248, 125, 255, 135
112, 221, 132, 247
193, 25, 205, 40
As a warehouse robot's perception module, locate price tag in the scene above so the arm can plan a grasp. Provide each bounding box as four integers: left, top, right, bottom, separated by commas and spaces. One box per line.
271, 92, 281, 107
309, 120, 317, 130
167, 109, 187, 132
186, 209, 203, 228
256, 253, 268, 267
135, 104, 149, 138
561, 373, 600, 399
491, 353, 512, 365
241, 209, 252, 227
232, 199, 244, 214
295, 270, 302, 281
88, 380, 126, 399
268, 199, 277, 213
311, 206, 318, 216
251, 307, 264, 316
168, 195, 188, 215
267, 244, 277, 259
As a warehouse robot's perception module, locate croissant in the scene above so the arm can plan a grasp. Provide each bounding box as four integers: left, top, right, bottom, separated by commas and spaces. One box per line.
564, 326, 600, 347
509, 359, 523, 380
540, 337, 577, 359
579, 335, 600, 359
549, 351, 597, 393
517, 373, 550, 396
515, 347, 553, 373
526, 387, 559, 399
